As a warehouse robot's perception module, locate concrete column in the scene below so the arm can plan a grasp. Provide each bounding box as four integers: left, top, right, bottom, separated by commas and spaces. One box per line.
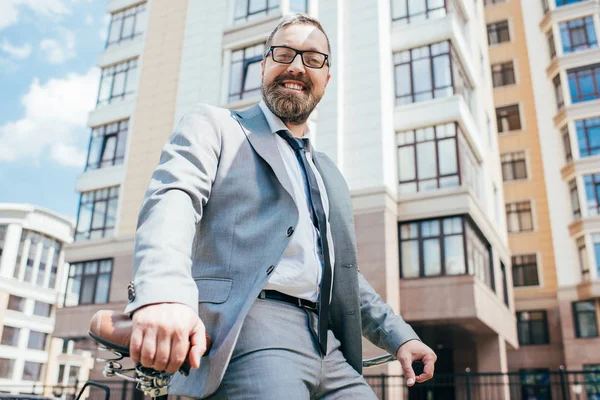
474, 334, 510, 400
0, 224, 22, 278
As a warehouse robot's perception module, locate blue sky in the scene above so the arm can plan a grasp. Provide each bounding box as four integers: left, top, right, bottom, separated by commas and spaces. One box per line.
0, 0, 109, 221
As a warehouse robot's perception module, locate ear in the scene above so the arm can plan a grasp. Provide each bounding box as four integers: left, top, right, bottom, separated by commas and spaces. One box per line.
325, 72, 331, 87
261, 60, 265, 79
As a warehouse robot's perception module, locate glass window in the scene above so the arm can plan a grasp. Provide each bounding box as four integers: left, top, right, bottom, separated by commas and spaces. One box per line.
27, 331, 48, 351
573, 300, 599, 338
484, 0, 506, 5
75, 187, 119, 241
105, 3, 147, 47
506, 201, 534, 233
13, 229, 28, 279
501, 262, 509, 306
584, 174, 600, 216
36, 237, 51, 287
517, 311, 549, 345
568, 64, 600, 103
570, 179, 582, 220
289, 0, 308, 13
496, 104, 521, 133
33, 301, 52, 318
579, 236, 590, 281
22, 361, 44, 381
0, 358, 15, 379
487, 20, 510, 45
394, 41, 472, 106
512, 254, 539, 287
49, 241, 61, 289
576, 118, 600, 158
560, 17, 598, 53
491, 61, 516, 87
234, 0, 283, 24
548, 32, 557, 59
391, 0, 447, 24
23, 232, 40, 284
541, 0, 549, 14
501, 151, 527, 182
0, 326, 20, 347
555, 0, 587, 7
397, 123, 461, 194
520, 369, 552, 400
64, 259, 113, 307
97, 59, 138, 106
229, 43, 264, 103
7, 294, 25, 312
562, 126, 573, 162
466, 222, 493, 288
86, 120, 128, 171
553, 75, 564, 110
592, 234, 600, 281
583, 365, 600, 400
0, 225, 6, 267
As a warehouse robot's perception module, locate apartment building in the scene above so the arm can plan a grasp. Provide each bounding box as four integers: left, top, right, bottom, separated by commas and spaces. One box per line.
53, 0, 517, 397
0, 204, 91, 396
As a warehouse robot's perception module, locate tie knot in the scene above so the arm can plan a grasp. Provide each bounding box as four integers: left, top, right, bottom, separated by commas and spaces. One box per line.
276, 130, 304, 153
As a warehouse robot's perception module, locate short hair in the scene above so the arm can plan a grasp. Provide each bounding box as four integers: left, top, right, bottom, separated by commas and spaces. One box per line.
264, 13, 332, 67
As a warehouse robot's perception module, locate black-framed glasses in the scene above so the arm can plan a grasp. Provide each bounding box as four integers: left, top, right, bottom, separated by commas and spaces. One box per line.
266, 45, 329, 69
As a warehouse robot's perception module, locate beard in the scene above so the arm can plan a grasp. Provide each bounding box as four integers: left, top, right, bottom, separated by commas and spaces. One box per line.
262, 72, 323, 125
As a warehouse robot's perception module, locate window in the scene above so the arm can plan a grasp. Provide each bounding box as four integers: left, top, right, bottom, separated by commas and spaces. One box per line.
576, 118, 600, 158
584, 174, 600, 216
573, 300, 598, 338
553, 75, 565, 111
570, 179, 582, 220
491, 61, 516, 87
233, 0, 283, 24
512, 254, 539, 287
391, 0, 447, 23
36, 237, 51, 287
22, 361, 43, 381
548, 32, 557, 59
0, 326, 20, 347
13, 230, 28, 279
97, 59, 138, 106
75, 187, 119, 241
517, 311, 549, 345
568, 64, 600, 103
520, 369, 551, 400
27, 331, 47, 351
560, 17, 598, 53
23, 232, 40, 283
580, 236, 591, 281
7, 294, 25, 312
487, 20, 510, 45
496, 104, 522, 133
106, 3, 146, 47
0, 225, 6, 266
501, 151, 527, 182
556, 0, 587, 6
593, 234, 600, 280
86, 120, 128, 171
49, 242, 61, 289
33, 301, 52, 318
399, 216, 494, 288
541, 0, 549, 14
562, 126, 573, 162
501, 262, 509, 306
229, 44, 263, 103
506, 201, 534, 233
0, 358, 14, 379
397, 123, 460, 194
64, 259, 113, 306
484, 0, 506, 5
68, 366, 80, 385
394, 41, 472, 106
583, 365, 600, 400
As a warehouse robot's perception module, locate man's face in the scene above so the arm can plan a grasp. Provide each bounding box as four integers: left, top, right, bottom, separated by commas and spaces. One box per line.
261, 24, 331, 125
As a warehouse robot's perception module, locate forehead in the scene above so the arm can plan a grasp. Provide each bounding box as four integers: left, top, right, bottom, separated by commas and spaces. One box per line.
271, 24, 328, 53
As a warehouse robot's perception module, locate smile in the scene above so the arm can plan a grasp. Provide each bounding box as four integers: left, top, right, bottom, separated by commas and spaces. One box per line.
281, 81, 305, 91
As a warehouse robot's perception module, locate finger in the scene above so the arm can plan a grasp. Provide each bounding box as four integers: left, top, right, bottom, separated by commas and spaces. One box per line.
129, 327, 143, 364
416, 354, 436, 383
399, 356, 416, 387
140, 329, 157, 368
188, 320, 207, 369
153, 328, 172, 372
165, 330, 189, 374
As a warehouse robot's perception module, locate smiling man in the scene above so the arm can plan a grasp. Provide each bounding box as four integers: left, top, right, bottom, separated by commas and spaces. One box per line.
124, 13, 436, 399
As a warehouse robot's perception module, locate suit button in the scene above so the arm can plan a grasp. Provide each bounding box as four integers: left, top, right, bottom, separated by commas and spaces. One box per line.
267, 265, 275, 274
287, 227, 294, 236
127, 281, 136, 302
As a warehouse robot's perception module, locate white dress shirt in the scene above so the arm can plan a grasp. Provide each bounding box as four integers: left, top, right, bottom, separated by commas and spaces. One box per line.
258, 101, 335, 302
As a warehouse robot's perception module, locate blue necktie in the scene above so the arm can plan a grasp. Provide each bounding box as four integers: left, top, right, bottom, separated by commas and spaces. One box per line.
277, 130, 332, 355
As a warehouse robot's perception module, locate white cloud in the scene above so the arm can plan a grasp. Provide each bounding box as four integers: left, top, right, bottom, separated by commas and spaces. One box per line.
0, 2, 19, 31
0, 38, 32, 59
40, 28, 76, 64
0, 0, 70, 32
84, 14, 94, 25
98, 14, 110, 41
0, 68, 100, 168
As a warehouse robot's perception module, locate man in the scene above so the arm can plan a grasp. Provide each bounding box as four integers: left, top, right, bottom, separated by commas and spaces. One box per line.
124, 13, 436, 399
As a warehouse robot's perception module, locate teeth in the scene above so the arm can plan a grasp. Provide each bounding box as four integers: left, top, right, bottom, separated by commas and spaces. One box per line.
283, 83, 303, 90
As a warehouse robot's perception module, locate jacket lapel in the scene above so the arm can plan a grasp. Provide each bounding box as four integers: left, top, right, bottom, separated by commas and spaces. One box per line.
233, 105, 295, 202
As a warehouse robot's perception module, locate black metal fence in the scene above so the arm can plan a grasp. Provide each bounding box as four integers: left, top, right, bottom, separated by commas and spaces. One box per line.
2, 369, 599, 400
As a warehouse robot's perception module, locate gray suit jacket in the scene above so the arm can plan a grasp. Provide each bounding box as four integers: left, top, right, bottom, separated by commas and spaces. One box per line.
124, 103, 419, 398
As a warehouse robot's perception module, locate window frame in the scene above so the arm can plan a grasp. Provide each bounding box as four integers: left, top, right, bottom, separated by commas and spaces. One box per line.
85, 120, 129, 171
0, 326, 20, 347
568, 64, 600, 103
555, 0, 587, 7
96, 58, 138, 107
228, 43, 264, 103
74, 187, 120, 241
233, 0, 285, 24
573, 300, 599, 338
496, 104, 522, 134
562, 125, 573, 162
576, 117, 600, 158
487, 20, 511, 45
64, 258, 114, 307
559, 16, 598, 54
512, 254, 540, 287
516, 310, 550, 345
584, 173, 600, 216
578, 236, 590, 281
22, 361, 44, 381
570, 179, 582, 220
506, 201, 534, 233
105, 3, 147, 48
501, 151, 528, 182
484, 0, 507, 6
391, 0, 448, 24
491, 60, 516, 87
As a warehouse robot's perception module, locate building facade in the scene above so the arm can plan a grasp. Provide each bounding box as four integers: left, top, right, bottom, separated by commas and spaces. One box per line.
53, 0, 518, 397
0, 203, 92, 396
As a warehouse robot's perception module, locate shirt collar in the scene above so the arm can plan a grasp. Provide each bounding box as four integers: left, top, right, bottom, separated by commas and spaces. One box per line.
258, 100, 313, 145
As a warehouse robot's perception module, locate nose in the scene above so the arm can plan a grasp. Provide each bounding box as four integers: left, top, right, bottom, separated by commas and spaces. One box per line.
287, 53, 306, 74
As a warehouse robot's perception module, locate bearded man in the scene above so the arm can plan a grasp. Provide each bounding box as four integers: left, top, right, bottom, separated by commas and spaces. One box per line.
124, 13, 436, 399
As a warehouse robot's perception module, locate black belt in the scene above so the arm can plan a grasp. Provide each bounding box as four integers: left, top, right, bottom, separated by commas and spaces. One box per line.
258, 290, 318, 313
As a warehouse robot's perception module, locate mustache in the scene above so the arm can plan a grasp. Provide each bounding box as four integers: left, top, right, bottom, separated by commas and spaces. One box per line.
271, 72, 313, 91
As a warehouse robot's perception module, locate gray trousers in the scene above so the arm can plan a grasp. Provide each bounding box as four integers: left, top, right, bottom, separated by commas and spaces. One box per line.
206, 298, 377, 399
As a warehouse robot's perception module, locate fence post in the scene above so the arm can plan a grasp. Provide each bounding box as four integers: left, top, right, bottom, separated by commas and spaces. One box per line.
559, 365, 569, 400
380, 373, 386, 400
121, 380, 128, 400
465, 367, 472, 400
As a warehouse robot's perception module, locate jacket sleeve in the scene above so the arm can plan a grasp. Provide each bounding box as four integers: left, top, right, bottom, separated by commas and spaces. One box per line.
124, 104, 222, 315
359, 272, 420, 357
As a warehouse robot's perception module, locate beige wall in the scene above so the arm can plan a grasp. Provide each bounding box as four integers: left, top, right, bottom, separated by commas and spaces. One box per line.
118, 0, 190, 236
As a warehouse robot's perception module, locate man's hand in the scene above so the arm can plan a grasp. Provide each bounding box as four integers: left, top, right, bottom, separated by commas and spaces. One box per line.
130, 303, 206, 374
396, 340, 437, 387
